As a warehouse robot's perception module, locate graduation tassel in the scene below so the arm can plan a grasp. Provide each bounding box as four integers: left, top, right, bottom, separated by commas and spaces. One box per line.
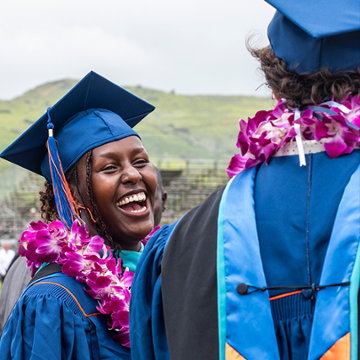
46, 108, 86, 231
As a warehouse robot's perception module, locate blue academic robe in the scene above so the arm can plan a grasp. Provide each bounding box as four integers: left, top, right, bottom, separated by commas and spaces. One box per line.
0, 271, 131, 360
130, 150, 360, 360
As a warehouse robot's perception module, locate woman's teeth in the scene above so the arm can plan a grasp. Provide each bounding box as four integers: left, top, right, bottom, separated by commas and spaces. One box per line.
117, 192, 146, 206
131, 206, 147, 213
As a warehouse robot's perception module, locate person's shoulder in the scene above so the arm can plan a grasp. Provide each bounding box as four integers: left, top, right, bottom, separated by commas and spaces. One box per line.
140, 185, 227, 267
152, 221, 180, 239
24, 272, 99, 320
0, 273, 106, 360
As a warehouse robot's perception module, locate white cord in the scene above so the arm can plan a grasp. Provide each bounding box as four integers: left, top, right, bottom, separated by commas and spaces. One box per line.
294, 108, 306, 166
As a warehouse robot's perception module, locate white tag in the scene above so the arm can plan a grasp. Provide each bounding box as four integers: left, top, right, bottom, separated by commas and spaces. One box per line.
294, 109, 306, 166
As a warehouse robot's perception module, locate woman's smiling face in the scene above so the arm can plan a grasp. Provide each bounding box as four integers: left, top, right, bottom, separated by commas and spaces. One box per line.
74, 136, 157, 251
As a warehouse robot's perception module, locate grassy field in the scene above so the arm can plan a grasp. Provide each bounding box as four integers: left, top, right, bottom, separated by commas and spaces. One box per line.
0, 79, 274, 197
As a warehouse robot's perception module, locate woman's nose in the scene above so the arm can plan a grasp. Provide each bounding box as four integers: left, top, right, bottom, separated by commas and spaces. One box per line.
120, 166, 142, 184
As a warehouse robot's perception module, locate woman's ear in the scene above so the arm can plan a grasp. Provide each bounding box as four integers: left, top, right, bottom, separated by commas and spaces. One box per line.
162, 191, 167, 212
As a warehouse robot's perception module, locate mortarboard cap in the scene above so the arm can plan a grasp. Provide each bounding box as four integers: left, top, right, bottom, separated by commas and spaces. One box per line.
0, 71, 155, 182
266, 0, 360, 74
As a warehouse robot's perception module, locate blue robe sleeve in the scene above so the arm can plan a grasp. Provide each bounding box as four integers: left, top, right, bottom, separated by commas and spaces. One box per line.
130, 222, 179, 360
0, 287, 99, 359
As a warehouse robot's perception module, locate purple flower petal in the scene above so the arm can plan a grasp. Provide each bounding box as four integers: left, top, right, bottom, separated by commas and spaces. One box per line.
113, 330, 130, 348
28, 221, 48, 231
95, 276, 112, 289
343, 145, 354, 154
116, 258, 123, 274
120, 271, 134, 288
226, 154, 247, 178
112, 310, 129, 327
62, 262, 84, 277
314, 119, 329, 141
263, 143, 278, 163
18, 244, 26, 256
351, 115, 360, 128
272, 99, 286, 118
324, 134, 348, 158
87, 235, 104, 253
237, 133, 249, 155
340, 129, 359, 143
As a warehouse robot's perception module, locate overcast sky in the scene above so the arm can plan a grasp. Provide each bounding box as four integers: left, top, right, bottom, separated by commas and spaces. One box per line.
0, 0, 275, 100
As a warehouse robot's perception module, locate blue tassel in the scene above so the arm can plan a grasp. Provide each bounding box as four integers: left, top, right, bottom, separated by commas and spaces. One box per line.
46, 108, 85, 231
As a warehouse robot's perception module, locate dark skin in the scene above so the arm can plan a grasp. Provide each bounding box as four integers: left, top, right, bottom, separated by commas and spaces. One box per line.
70, 136, 157, 251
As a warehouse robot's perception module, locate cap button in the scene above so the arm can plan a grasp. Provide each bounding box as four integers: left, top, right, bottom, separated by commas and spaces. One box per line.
236, 283, 248, 295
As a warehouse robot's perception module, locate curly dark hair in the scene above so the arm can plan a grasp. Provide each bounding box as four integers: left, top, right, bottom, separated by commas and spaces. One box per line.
248, 44, 360, 108
39, 181, 59, 223
39, 150, 118, 249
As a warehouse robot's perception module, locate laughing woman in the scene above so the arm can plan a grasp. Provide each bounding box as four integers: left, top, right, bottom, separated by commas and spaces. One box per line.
0, 71, 157, 359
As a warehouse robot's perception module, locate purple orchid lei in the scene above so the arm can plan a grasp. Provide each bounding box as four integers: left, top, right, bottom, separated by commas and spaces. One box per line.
18, 220, 161, 348
227, 94, 360, 178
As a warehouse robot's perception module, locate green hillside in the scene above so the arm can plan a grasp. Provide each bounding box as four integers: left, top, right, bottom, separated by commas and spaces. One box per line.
0, 79, 273, 196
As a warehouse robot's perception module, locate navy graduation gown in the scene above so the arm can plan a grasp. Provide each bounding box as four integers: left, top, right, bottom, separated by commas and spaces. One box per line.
130, 150, 360, 360
0, 272, 131, 360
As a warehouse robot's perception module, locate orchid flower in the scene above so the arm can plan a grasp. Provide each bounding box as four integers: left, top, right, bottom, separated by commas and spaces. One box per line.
18, 219, 161, 348
227, 95, 360, 178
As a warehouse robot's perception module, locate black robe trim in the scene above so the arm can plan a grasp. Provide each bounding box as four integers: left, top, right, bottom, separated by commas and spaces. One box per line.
28, 263, 63, 286
162, 186, 225, 360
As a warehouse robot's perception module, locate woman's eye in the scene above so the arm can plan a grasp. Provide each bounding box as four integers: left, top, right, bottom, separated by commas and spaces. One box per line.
102, 165, 117, 171
133, 159, 148, 167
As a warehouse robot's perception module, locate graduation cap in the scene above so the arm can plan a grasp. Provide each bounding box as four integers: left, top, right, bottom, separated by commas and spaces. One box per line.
0, 71, 155, 230
1, 71, 155, 180
266, 0, 360, 73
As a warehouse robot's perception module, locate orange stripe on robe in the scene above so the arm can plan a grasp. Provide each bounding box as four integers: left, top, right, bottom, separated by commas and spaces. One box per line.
320, 332, 350, 360
225, 333, 350, 360
226, 343, 247, 360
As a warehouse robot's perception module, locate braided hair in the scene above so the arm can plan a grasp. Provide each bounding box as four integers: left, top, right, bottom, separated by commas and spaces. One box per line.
83, 150, 118, 249
39, 150, 119, 249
